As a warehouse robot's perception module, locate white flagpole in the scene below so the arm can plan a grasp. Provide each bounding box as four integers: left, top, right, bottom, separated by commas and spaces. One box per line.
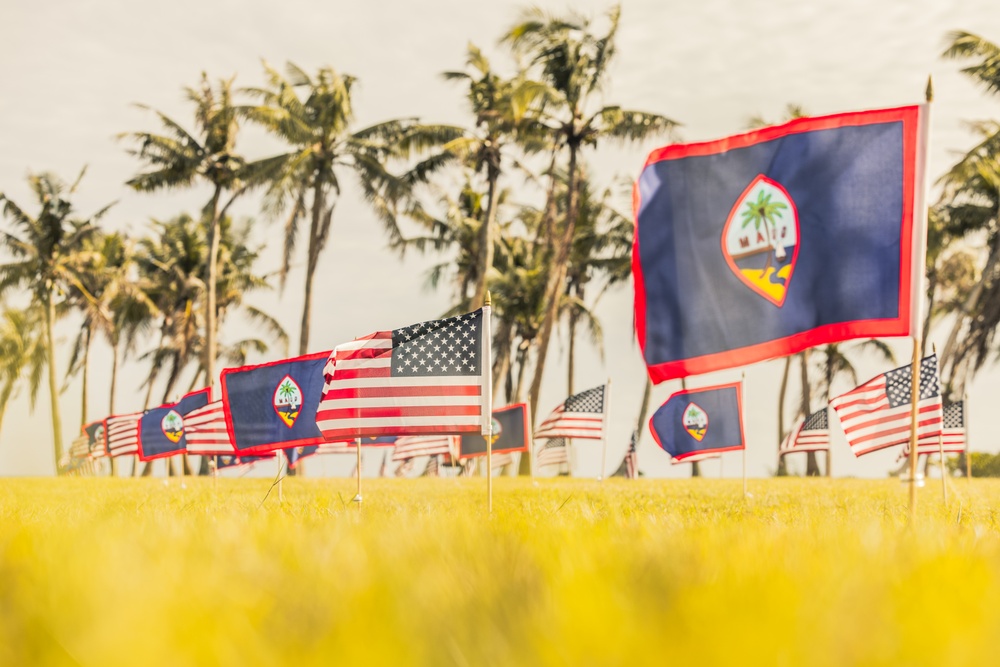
908, 80, 933, 523
483, 295, 494, 514
352, 438, 362, 505
741, 372, 748, 498
599, 378, 611, 481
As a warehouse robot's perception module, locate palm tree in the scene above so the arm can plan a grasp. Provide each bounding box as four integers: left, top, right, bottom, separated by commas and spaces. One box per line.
502, 4, 678, 422
0, 170, 112, 469
0, 304, 48, 436
122, 74, 282, 397
243, 62, 460, 356
739, 189, 789, 274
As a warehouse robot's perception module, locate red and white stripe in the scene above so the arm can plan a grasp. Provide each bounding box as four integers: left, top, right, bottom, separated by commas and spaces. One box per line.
671, 451, 721, 464
392, 434, 457, 461
105, 413, 142, 457
184, 401, 235, 455
778, 422, 829, 454
534, 406, 604, 440
490, 452, 514, 469
536, 442, 569, 468
315, 332, 487, 440
907, 430, 966, 456
831, 375, 942, 457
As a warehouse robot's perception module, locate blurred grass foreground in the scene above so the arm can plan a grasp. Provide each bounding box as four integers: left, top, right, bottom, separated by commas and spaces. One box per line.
3, 477, 1000, 666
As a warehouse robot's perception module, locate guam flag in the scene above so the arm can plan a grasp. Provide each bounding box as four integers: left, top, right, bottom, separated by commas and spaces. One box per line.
634, 106, 928, 382
221, 351, 332, 455
137, 388, 211, 461
83, 420, 106, 458
459, 404, 530, 458
649, 382, 744, 461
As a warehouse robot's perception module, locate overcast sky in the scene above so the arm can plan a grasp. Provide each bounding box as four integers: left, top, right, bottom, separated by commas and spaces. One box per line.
2, 0, 999, 478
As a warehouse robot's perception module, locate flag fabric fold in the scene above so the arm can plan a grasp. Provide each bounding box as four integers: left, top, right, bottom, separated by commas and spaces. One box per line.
611, 431, 640, 479
184, 401, 235, 456
392, 435, 457, 461
779, 407, 830, 455
534, 385, 606, 441
315, 309, 491, 441
831, 354, 942, 457
137, 388, 211, 461
104, 412, 143, 458
649, 382, 745, 462
83, 420, 106, 459
535, 438, 569, 469
634, 105, 928, 382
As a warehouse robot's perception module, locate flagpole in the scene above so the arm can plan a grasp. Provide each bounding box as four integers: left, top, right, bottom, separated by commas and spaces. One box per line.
908, 78, 933, 524
353, 438, 362, 505
527, 403, 535, 480
933, 344, 947, 504
741, 372, 748, 498
484, 293, 494, 514
598, 378, 611, 481
277, 449, 284, 503
965, 392, 971, 480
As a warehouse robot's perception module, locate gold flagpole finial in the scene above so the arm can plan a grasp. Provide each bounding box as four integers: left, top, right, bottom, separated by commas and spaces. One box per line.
926, 75, 934, 103
485, 291, 492, 307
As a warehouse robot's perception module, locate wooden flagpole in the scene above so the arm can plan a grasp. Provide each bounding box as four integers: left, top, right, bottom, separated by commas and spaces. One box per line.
598, 378, 611, 481
741, 372, 748, 498
484, 293, 494, 514
965, 393, 971, 479
933, 344, 946, 504
352, 438, 362, 505
908, 78, 934, 523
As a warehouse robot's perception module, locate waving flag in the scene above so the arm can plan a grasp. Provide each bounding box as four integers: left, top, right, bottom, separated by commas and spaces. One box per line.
316, 309, 491, 440
905, 399, 965, 457
216, 454, 274, 471
395, 458, 416, 477
670, 451, 720, 465
611, 431, 640, 479
534, 385, 607, 441
422, 455, 441, 477
105, 412, 142, 458
634, 106, 928, 381
392, 435, 457, 461
650, 382, 745, 461
459, 403, 530, 458
137, 388, 211, 461
831, 355, 942, 457
535, 438, 569, 469
184, 401, 234, 456
221, 351, 331, 455
779, 408, 830, 455
83, 420, 106, 458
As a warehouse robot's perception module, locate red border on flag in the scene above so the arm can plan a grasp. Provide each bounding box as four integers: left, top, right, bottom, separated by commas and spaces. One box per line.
633, 105, 921, 382
458, 403, 531, 459
220, 350, 332, 455
137, 387, 212, 461
648, 381, 745, 460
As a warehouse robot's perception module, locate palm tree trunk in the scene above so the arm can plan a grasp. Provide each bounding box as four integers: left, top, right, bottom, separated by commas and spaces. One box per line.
940, 234, 1000, 376
472, 161, 500, 309
298, 180, 326, 356
109, 341, 119, 476
528, 141, 581, 425
492, 321, 513, 401
776, 356, 791, 476
205, 186, 223, 397
43, 291, 65, 472
80, 327, 90, 428
800, 349, 820, 476
515, 343, 533, 476
692, 460, 701, 477
921, 268, 938, 357
635, 376, 653, 436
567, 306, 576, 396
824, 356, 833, 478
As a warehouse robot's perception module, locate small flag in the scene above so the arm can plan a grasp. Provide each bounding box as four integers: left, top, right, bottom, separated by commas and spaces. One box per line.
459, 403, 530, 458
534, 385, 606, 441
315, 309, 491, 440
221, 351, 332, 455
104, 412, 142, 458
779, 407, 830, 455
905, 399, 965, 457
634, 106, 928, 381
611, 431, 640, 479
535, 438, 569, 468
830, 355, 942, 457
184, 401, 235, 456
422, 455, 440, 477
392, 435, 457, 461
650, 382, 745, 461
137, 388, 211, 461
83, 420, 106, 458
69, 434, 90, 459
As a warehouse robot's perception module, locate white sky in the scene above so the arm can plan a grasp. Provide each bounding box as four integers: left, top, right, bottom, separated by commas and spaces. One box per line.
2, 0, 999, 478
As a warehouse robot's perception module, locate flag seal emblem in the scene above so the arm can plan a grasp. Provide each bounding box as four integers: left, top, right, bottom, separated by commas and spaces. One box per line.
683, 403, 708, 441
721, 174, 800, 307
489, 416, 502, 445
161, 410, 184, 444
273, 375, 303, 428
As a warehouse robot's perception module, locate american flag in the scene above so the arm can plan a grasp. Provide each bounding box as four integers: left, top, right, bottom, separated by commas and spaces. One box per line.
316, 440, 359, 455
315, 309, 490, 441
779, 407, 830, 455
611, 431, 639, 478
830, 355, 942, 457
105, 412, 142, 457
84, 421, 106, 459
392, 435, 458, 461
394, 457, 416, 477
534, 384, 607, 440
907, 400, 966, 456
535, 438, 569, 468
422, 455, 440, 477
184, 401, 235, 455
69, 434, 90, 459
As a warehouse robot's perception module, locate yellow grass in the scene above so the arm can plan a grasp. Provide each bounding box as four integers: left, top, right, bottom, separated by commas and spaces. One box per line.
2, 477, 999, 666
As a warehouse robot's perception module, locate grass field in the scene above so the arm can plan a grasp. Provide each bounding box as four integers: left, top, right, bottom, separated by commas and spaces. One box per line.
2, 476, 999, 666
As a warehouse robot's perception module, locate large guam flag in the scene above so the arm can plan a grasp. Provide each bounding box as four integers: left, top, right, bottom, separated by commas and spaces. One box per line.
649, 382, 745, 461
633, 105, 928, 382
221, 351, 331, 455
137, 388, 211, 461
